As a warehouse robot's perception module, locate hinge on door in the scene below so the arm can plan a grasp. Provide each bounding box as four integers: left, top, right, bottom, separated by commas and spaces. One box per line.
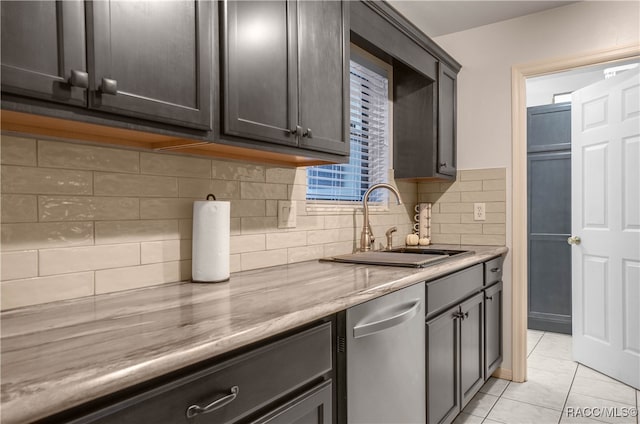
337, 336, 346, 353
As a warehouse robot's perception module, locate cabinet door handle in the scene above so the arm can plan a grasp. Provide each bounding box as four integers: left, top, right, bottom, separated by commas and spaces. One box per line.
68, 70, 89, 89
491, 267, 501, 273
99, 78, 118, 95
353, 299, 421, 338
463, 312, 469, 319
303, 128, 312, 138
439, 162, 447, 168
290, 125, 303, 135
186, 386, 239, 418
485, 295, 493, 301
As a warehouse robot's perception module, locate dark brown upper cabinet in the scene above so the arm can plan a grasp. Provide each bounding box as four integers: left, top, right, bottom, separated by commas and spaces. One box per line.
222, 0, 349, 155
87, 1, 212, 130
351, 1, 460, 181
437, 62, 457, 178
392, 61, 457, 181
1, 0, 212, 131
1, 1, 87, 107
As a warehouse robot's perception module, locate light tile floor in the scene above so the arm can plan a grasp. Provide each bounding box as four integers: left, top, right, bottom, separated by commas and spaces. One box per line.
454, 330, 639, 424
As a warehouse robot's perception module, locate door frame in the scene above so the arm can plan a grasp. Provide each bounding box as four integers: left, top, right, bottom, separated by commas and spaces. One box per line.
510, 43, 640, 383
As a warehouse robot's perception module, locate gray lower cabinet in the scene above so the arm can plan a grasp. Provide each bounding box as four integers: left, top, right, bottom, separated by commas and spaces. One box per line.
426, 259, 503, 424
61, 322, 333, 424
459, 293, 484, 407
426, 292, 484, 424
251, 380, 332, 424
222, 0, 348, 155
484, 281, 503, 378
426, 305, 460, 424
1, 0, 212, 130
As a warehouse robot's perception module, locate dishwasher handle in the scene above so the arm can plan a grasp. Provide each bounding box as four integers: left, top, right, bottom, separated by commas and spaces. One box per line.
353, 299, 421, 339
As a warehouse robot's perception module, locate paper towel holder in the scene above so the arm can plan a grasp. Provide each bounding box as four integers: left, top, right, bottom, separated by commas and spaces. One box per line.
192, 193, 230, 284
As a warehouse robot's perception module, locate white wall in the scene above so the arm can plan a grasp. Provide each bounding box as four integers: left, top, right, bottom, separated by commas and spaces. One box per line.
424, 1, 640, 374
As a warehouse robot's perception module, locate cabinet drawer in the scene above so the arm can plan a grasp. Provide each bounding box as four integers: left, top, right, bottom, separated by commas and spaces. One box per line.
251, 380, 332, 424
426, 265, 483, 318
484, 257, 504, 286
73, 322, 332, 424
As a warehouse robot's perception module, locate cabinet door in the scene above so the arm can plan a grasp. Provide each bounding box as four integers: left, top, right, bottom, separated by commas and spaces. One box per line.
88, 1, 211, 129
222, 0, 298, 146
437, 62, 457, 177
459, 292, 484, 407
426, 305, 459, 424
0, 0, 87, 106
484, 281, 503, 378
252, 380, 332, 424
297, 0, 349, 155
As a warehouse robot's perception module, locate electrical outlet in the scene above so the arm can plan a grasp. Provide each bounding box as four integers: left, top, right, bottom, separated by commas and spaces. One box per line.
474, 203, 486, 221
277, 200, 296, 229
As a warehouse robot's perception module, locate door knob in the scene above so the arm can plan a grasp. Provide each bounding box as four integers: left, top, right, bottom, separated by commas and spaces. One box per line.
567, 236, 581, 245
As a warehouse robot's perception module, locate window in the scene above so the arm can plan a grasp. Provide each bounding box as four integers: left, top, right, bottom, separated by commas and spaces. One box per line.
306, 51, 390, 205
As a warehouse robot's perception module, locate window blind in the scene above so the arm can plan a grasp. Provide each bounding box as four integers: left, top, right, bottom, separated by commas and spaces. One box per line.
306, 59, 389, 202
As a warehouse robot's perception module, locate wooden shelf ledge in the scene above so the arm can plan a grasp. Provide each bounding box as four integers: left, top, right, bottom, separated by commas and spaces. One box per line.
1, 110, 333, 167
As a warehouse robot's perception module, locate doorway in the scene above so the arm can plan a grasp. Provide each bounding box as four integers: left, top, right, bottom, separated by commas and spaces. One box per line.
526, 102, 572, 334
510, 44, 640, 384
523, 60, 638, 336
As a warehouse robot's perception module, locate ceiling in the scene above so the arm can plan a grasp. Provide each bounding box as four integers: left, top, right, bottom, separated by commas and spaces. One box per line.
386, 1, 577, 37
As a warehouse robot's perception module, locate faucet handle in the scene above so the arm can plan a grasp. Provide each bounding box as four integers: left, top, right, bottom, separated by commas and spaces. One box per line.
385, 226, 397, 250
369, 223, 375, 245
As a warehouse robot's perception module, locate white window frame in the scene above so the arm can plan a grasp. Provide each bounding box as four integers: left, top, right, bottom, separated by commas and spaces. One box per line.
306, 44, 394, 214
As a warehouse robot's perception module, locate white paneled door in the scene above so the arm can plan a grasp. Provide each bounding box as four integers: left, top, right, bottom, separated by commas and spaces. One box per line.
571, 68, 640, 389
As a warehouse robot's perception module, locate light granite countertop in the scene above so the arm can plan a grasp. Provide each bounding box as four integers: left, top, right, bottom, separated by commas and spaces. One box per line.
0, 244, 507, 424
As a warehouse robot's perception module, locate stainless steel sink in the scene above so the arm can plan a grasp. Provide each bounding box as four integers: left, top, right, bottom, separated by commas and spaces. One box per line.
322, 247, 474, 268
388, 247, 474, 257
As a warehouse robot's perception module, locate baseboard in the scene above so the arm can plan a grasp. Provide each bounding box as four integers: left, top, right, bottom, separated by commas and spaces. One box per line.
492, 367, 513, 380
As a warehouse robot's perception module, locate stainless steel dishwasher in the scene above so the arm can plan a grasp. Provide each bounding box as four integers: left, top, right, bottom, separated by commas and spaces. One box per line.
344, 283, 425, 423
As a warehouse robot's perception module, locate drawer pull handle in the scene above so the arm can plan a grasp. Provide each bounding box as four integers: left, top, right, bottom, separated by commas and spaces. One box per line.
186, 386, 239, 418
491, 267, 501, 273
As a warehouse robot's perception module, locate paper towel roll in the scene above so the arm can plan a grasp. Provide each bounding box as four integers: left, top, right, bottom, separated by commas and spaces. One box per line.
192, 198, 230, 283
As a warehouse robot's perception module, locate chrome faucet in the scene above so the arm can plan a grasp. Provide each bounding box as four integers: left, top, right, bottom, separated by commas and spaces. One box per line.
360, 183, 403, 251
